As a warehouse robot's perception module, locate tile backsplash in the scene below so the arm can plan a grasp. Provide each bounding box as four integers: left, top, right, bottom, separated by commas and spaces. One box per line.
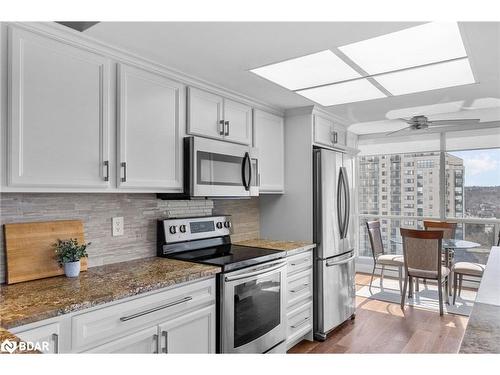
0, 193, 260, 283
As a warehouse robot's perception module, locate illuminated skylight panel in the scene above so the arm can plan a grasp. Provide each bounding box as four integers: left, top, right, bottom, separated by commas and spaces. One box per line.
374, 58, 475, 96
339, 22, 467, 75
250, 50, 361, 90
296, 79, 386, 106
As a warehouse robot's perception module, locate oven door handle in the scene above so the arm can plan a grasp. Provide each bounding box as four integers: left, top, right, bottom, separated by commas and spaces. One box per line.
224, 261, 286, 282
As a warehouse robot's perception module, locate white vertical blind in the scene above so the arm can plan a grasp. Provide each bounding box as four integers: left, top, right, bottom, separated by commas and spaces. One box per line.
358, 132, 441, 155
445, 126, 500, 151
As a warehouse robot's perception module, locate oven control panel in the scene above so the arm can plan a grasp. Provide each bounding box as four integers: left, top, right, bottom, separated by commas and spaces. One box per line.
161, 215, 232, 243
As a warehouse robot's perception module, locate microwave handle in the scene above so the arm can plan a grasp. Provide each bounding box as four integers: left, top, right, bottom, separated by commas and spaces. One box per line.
241, 152, 251, 191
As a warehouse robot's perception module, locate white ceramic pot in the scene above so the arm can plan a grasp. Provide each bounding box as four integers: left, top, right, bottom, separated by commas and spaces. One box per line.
64, 260, 81, 278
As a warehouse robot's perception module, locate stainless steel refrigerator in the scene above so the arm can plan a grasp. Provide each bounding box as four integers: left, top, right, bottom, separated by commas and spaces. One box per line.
313, 148, 356, 341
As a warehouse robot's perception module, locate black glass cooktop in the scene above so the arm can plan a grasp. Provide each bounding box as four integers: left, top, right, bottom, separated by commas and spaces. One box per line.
166, 244, 285, 272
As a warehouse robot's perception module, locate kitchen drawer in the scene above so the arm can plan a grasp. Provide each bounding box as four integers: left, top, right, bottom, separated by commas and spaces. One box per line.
286, 302, 313, 344
287, 250, 313, 276
72, 278, 215, 351
287, 268, 313, 309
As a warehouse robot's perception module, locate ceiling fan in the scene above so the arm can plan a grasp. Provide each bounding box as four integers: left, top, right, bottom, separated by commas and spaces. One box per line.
386, 115, 480, 137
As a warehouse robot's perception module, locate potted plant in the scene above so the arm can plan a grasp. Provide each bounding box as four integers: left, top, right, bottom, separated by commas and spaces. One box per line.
53, 238, 91, 278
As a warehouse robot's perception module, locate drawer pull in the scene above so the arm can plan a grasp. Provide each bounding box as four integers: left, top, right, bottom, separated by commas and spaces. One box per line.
119, 296, 192, 322
291, 316, 310, 329
153, 334, 159, 354
52, 333, 59, 354
290, 258, 310, 267
290, 283, 309, 293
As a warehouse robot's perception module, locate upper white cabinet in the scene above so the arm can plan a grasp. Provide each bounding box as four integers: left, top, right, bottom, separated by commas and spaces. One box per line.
313, 114, 346, 149
187, 87, 252, 145
7, 27, 111, 188
253, 110, 285, 193
117, 64, 184, 191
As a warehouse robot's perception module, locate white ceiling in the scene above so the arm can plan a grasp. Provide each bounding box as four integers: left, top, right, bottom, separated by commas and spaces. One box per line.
83, 21, 500, 134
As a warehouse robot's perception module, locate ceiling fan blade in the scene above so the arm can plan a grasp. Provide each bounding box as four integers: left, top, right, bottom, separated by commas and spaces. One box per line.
385, 126, 412, 137
428, 119, 480, 125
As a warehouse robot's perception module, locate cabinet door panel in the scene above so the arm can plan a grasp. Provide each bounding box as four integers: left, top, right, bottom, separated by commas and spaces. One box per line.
253, 110, 284, 193
158, 305, 215, 354
223, 99, 252, 145
187, 87, 223, 139
313, 115, 334, 148
86, 326, 158, 354
8, 27, 110, 188
117, 64, 183, 190
16, 322, 61, 354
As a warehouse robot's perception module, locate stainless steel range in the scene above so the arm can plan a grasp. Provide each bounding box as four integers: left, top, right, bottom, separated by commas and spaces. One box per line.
157, 215, 286, 353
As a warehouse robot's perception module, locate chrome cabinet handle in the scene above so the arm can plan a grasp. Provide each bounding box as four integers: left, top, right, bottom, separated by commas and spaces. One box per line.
119, 296, 192, 322
224, 121, 229, 136
121, 162, 127, 182
291, 317, 310, 329
219, 120, 225, 135
103, 160, 109, 182
161, 331, 168, 353
224, 261, 286, 282
52, 333, 59, 354
290, 258, 310, 267
153, 334, 159, 354
333, 131, 338, 144
290, 283, 309, 293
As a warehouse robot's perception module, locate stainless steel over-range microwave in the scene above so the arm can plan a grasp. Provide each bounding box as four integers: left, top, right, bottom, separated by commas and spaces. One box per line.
158, 136, 259, 199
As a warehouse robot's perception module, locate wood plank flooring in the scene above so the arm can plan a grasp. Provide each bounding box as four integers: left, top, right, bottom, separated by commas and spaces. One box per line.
288, 273, 469, 354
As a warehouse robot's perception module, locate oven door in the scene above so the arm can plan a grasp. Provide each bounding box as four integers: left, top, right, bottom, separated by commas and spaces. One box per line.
221, 260, 286, 353
188, 136, 259, 197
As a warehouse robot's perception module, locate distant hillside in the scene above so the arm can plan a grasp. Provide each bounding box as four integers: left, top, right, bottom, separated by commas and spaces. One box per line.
464, 186, 500, 218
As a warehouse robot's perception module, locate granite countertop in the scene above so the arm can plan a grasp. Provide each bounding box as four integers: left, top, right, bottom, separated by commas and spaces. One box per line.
0, 257, 220, 331
0, 327, 39, 354
235, 239, 316, 256
460, 246, 500, 353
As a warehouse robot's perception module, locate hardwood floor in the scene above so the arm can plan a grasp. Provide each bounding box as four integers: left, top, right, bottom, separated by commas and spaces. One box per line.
288, 273, 469, 354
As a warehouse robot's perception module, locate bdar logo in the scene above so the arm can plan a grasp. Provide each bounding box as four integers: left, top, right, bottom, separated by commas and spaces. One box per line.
1, 339, 17, 354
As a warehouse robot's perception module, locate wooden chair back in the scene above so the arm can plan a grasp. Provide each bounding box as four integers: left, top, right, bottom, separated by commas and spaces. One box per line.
423, 221, 457, 239
366, 221, 384, 261
400, 228, 444, 280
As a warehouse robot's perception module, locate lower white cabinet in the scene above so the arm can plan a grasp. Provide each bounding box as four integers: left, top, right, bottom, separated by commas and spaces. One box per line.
253, 110, 285, 193
87, 326, 159, 354
158, 305, 215, 353
11, 277, 216, 354
285, 250, 314, 350
15, 322, 62, 354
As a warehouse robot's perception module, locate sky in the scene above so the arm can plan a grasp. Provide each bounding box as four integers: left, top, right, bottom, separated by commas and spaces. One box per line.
450, 148, 500, 186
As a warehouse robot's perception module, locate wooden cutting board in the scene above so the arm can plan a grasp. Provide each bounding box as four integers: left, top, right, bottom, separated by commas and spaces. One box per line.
4, 220, 88, 284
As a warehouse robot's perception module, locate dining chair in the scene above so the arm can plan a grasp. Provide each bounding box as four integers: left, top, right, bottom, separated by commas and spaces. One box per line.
400, 228, 450, 316
366, 221, 404, 294
452, 262, 485, 305
423, 220, 457, 294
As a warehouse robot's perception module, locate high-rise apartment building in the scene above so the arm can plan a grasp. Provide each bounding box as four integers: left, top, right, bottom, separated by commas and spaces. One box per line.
359, 152, 464, 256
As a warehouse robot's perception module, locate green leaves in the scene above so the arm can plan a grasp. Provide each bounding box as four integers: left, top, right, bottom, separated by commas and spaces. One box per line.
53, 238, 91, 266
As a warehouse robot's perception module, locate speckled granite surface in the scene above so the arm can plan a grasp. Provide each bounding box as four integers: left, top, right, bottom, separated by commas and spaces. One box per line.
459, 247, 500, 353
0, 257, 220, 330
235, 239, 315, 256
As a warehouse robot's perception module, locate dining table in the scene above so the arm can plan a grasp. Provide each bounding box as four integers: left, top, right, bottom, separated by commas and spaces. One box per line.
390, 237, 481, 295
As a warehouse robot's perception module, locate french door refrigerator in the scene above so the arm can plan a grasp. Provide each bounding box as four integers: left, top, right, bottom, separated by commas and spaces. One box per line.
313, 148, 356, 341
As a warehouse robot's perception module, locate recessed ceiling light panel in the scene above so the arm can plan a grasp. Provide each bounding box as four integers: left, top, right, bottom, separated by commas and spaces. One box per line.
339, 22, 467, 75
374, 58, 475, 95
296, 79, 387, 106
250, 50, 361, 90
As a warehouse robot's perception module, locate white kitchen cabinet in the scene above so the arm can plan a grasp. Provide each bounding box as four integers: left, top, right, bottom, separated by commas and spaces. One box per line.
187, 86, 224, 140
86, 326, 159, 354
7, 27, 111, 189
157, 305, 215, 353
15, 322, 62, 354
187, 87, 252, 145
223, 98, 252, 145
253, 110, 285, 193
285, 250, 314, 350
313, 114, 347, 149
117, 64, 184, 191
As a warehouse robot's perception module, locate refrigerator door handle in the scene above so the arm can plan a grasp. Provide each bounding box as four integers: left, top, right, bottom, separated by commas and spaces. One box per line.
326, 254, 356, 267
341, 166, 350, 237
337, 167, 345, 239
